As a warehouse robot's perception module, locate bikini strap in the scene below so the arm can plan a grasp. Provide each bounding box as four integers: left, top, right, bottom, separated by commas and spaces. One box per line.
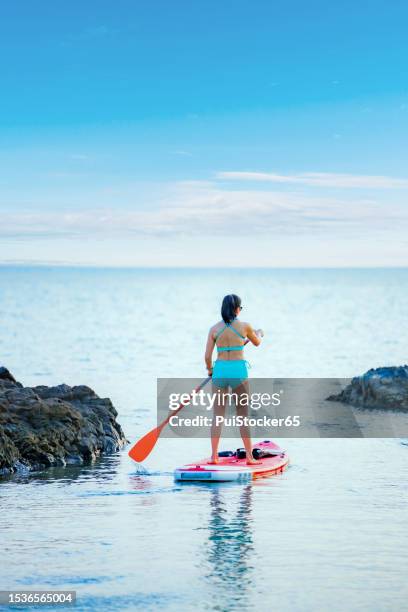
217, 345, 245, 353
227, 323, 246, 340
214, 324, 228, 341
214, 321, 246, 342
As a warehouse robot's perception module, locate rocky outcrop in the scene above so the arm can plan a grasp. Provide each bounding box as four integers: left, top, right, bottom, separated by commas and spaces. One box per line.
328, 366, 408, 410
0, 367, 127, 477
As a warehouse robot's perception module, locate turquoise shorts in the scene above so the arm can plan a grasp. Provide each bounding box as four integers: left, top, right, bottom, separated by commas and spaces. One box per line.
212, 359, 249, 389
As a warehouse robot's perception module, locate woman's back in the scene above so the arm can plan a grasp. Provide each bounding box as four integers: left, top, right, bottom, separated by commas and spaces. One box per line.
211, 319, 248, 360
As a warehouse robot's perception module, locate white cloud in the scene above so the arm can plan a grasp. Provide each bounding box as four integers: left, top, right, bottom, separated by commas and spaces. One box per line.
1, 180, 406, 240
216, 171, 408, 189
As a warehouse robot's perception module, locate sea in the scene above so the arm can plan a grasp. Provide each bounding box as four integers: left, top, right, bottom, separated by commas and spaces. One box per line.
1, 266, 407, 611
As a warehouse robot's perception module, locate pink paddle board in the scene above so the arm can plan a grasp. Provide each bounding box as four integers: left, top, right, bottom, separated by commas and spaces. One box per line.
174, 440, 289, 482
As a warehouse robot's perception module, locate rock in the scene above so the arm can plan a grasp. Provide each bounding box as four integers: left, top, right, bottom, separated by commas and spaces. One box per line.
0, 428, 20, 475
5, 387, 39, 404
0, 367, 18, 383
0, 368, 128, 477
328, 366, 408, 410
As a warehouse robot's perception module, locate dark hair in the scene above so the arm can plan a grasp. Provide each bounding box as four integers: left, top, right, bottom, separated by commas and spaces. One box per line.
221, 294, 241, 324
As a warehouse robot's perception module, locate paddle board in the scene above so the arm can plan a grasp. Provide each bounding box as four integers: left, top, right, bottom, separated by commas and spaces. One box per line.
174, 440, 289, 482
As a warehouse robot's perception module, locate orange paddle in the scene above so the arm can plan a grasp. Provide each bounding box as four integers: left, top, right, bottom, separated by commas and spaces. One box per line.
128, 338, 251, 463
128, 376, 211, 463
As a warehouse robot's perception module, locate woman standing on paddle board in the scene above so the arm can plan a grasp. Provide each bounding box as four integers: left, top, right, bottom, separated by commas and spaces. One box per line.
205, 294, 264, 465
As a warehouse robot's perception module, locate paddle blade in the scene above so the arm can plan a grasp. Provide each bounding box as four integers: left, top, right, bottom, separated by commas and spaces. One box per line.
128, 425, 163, 463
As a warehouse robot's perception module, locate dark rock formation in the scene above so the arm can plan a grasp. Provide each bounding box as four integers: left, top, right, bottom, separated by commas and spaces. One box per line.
0, 366, 18, 384
328, 366, 408, 410
0, 368, 127, 477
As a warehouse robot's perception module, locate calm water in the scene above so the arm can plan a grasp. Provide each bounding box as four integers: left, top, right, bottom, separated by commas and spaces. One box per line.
1, 267, 408, 611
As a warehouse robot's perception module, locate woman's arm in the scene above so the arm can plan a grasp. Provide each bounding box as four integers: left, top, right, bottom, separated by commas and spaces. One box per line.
246, 323, 264, 346
204, 329, 216, 375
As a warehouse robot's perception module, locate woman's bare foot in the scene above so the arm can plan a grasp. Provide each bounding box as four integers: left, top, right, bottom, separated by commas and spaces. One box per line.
246, 458, 262, 465
208, 457, 219, 464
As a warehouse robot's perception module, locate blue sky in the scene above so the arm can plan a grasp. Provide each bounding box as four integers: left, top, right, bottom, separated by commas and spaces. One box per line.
1, 0, 407, 266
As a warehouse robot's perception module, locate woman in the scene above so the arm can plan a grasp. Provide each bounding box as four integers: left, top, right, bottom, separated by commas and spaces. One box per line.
204, 294, 264, 465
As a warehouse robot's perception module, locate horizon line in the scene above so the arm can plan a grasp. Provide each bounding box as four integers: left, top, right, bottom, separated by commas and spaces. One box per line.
1, 262, 408, 271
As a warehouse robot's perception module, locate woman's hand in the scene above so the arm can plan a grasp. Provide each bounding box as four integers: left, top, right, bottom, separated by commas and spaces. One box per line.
207, 368, 213, 377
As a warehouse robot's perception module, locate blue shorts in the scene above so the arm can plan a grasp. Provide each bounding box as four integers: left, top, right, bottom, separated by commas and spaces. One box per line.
212, 359, 249, 389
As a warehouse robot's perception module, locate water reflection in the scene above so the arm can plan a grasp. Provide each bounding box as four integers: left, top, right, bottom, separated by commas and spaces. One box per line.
3, 454, 123, 486
204, 485, 254, 607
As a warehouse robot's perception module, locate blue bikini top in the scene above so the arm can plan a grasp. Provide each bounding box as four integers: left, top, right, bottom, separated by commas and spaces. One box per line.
215, 322, 246, 353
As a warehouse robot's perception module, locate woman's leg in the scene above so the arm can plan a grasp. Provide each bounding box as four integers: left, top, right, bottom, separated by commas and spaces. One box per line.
210, 384, 227, 463
235, 380, 262, 465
